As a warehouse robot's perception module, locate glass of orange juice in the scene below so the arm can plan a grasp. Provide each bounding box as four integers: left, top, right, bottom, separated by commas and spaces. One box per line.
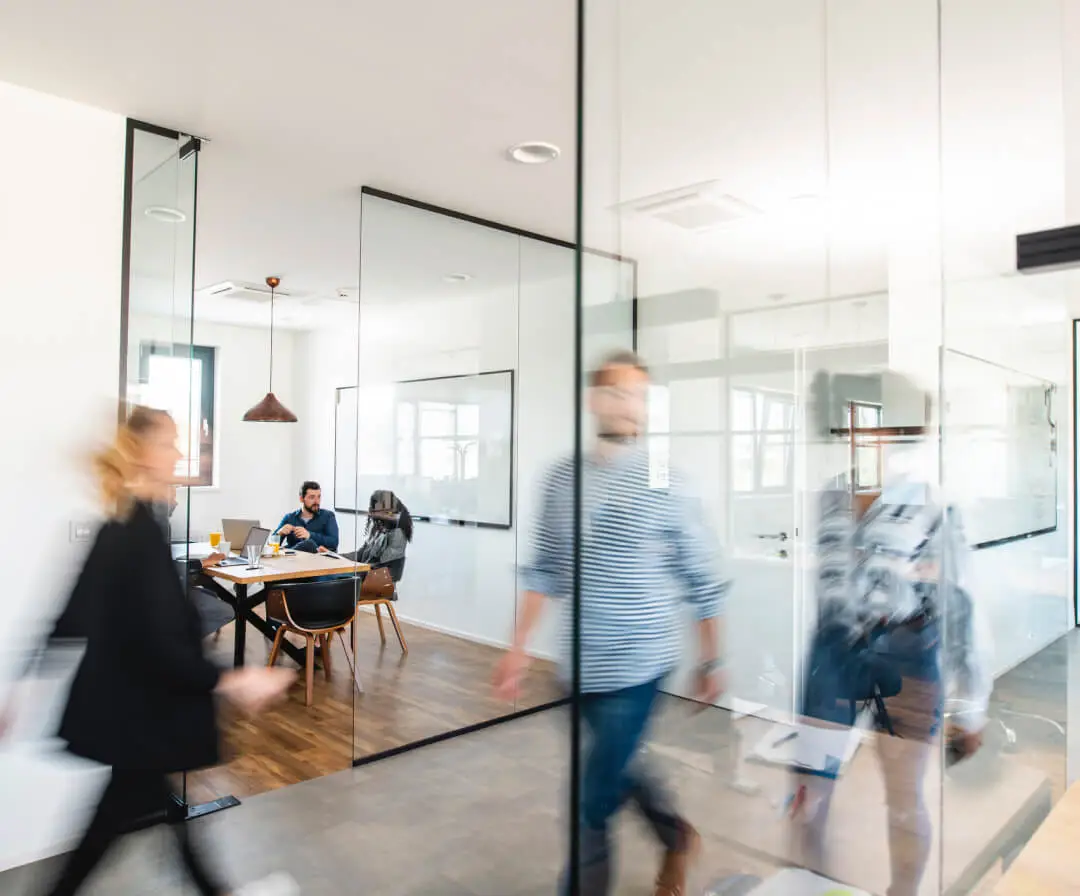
209, 530, 222, 549
268, 534, 281, 555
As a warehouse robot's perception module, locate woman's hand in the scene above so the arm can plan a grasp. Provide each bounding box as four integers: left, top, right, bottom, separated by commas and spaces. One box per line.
216, 667, 295, 715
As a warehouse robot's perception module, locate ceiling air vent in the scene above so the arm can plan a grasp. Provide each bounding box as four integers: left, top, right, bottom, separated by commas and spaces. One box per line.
615, 181, 761, 231
197, 280, 305, 302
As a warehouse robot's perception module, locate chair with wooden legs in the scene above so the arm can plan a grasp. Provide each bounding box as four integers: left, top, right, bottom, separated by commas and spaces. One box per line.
265, 578, 363, 705
351, 558, 408, 654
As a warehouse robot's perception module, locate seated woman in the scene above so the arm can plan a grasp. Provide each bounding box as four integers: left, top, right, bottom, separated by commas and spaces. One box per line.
350, 489, 413, 580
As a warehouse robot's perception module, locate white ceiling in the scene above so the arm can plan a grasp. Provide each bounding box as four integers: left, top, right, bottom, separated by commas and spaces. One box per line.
0, 0, 578, 311
2, 0, 1080, 350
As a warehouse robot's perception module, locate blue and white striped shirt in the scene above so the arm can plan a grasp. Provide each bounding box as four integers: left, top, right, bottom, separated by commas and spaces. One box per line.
521, 446, 729, 693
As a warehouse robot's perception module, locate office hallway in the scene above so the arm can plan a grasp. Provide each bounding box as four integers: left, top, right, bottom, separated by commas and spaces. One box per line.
2, 631, 1073, 895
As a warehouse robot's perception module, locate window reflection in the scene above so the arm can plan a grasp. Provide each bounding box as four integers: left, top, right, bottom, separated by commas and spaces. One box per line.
731, 387, 795, 492
402, 400, 482, 481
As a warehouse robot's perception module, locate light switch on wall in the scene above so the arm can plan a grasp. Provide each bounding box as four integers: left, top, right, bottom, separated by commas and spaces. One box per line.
69, 521, 93, 543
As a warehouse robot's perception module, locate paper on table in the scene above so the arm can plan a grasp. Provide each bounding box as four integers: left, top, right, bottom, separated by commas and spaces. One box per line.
749, 721, 860, 778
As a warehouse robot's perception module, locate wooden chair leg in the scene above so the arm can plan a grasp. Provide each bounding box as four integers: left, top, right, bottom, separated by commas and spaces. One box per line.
267, 626, 286, 667
320, 633, 333, 681
304, 634, 315, 706
374, 604, 387, 645
386, 603, 408, 654
336, 630, 364, 694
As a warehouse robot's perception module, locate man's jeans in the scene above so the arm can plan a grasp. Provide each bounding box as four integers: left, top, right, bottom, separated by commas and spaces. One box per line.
569, 676, 685, 896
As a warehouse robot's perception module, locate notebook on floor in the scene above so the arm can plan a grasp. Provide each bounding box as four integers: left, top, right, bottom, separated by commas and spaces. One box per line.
748, 721, 861, 779
745, 868, 870, 895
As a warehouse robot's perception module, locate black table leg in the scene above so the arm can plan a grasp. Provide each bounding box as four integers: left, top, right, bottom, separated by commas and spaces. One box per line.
233, 583, 247, 667
201, 576, 306, 669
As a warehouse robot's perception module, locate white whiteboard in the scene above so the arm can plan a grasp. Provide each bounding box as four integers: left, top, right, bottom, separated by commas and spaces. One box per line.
335, 370, 514, 528
941, 350, 1057, 547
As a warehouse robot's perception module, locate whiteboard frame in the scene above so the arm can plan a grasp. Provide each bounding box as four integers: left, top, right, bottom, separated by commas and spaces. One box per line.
333, 369, 516, 530
942, 347, 1058, 551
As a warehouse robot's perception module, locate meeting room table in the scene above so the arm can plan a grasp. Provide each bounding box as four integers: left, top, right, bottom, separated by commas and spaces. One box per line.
174, 543, 369, 667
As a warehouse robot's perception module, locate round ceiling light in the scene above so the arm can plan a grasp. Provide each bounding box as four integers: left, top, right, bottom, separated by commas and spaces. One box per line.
144, 205, 187, 223
507, 141, 561, 165
443, 273, 472, 283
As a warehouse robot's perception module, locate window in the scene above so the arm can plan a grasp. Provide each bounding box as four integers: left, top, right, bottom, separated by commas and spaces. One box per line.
136, 342, 216, 487
849, 400, 883, 491
731, 387, 795, 493
647, 384, 671, 488
396, 399, 480, 481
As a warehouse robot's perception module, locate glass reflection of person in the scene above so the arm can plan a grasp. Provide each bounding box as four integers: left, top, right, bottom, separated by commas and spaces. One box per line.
494, 350, 731, 896
796, 372, 992, 896
353, 490, 413, 568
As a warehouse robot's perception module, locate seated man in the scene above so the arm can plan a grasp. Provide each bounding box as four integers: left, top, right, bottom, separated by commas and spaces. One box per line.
276, 480, 339, 553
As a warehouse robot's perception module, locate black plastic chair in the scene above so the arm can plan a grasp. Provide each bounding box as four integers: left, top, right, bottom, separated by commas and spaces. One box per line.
266, 578, 362, 705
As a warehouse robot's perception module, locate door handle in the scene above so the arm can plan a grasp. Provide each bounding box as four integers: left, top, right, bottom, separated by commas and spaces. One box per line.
754, 531, 789, 542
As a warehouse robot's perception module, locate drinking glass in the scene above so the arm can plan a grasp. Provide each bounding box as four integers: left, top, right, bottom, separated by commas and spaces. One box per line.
268, 534, 281, 555
245, 545, 261, 569
208, 530, 222, 549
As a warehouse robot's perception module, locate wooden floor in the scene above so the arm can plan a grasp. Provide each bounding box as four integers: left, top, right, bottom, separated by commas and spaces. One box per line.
184, 613, 562, 805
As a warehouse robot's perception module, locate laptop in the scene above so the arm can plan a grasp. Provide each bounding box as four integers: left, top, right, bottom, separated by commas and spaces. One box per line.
217, 526, 271, 567
222, 518, 260, 551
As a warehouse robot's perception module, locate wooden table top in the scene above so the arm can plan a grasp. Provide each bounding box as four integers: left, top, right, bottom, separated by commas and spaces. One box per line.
995, 781, 1080, 895
202, 551, 368, 585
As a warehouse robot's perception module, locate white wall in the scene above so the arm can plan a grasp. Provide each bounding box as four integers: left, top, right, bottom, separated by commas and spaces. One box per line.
125, 314, 302, 539
0, 81, 124, 872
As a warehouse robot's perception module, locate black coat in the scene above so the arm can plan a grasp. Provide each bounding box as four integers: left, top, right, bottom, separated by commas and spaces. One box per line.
54, 501, 222, 772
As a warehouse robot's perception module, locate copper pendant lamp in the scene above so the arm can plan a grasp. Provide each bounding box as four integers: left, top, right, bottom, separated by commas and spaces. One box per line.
243, 276, 298, 422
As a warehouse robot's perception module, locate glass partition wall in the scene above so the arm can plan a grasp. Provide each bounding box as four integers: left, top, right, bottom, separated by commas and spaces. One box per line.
119, 121, 204, 810
576, 2, 1073, 895
348, 190, 632, 764
938, 3, 1073, 893
109, 2, 1076, 884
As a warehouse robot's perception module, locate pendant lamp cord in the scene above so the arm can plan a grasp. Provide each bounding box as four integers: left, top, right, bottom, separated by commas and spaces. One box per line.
268, 284, 275, 392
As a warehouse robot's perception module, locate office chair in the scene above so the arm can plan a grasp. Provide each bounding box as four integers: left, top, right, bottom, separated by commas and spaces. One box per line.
343, 554, 409, 654
266, 578, 362, 705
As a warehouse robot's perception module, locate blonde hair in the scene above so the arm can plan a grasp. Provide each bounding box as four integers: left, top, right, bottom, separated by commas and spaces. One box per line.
93, 406, 171, 519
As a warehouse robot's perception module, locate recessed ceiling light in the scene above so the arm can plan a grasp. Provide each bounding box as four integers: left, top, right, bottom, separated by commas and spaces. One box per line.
507, 142, 561, 165
443, 273, 472, 283
144, 205, 187, 223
